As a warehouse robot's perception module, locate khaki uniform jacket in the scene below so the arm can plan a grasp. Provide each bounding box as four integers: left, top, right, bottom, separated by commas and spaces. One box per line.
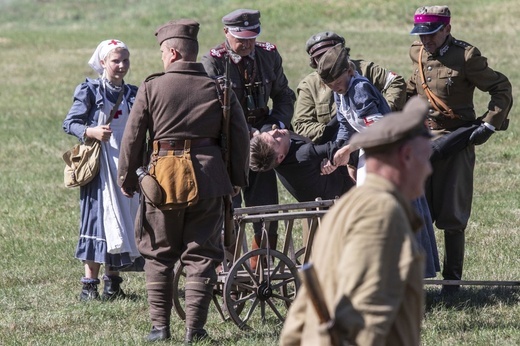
117, 61, 250, 198
292, 60, 407, 143
406, 35, 512, 130
201, 41, 296, 129
280, 174, 425, 346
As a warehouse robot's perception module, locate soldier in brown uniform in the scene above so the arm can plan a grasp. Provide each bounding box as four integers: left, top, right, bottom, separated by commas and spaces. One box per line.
117, 20, 250, 343
292, 31, 407, 144
201, 9, 296, 263
407, 6, 513, 295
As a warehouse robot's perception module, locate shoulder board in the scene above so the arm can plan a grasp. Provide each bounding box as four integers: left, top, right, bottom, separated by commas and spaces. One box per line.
452, 39, 471, 49
209, 44, 227, 58
255, 41, 277, 51
145, 72, 165, 82
411, 41, 422, 47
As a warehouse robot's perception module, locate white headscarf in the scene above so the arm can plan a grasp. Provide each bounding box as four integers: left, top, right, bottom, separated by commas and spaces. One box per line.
88, 39, 128, 75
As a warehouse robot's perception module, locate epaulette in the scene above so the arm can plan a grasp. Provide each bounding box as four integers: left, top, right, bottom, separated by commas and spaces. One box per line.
145, 72, 164, 82
411, 40, 422, 47
209, 44, 228, 58
452, 39, 472, 49
255, 41, 277, 52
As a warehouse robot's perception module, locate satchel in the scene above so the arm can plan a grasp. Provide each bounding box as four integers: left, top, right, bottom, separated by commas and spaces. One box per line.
149, 140, 199, 210
63, 138, 102, 187
62, 89, 123, 188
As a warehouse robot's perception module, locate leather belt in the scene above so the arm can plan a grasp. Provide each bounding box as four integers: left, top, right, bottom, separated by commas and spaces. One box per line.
155, 138, 218, 151
427, 117, 469, 131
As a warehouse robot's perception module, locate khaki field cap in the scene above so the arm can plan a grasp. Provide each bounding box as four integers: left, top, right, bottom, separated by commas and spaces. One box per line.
316, 43, 350, 84
222, 9, 261, 39
410, 5, 451, 35
306, 31, 347, 68
155, 19, 200, 45
349, 96, 432, 153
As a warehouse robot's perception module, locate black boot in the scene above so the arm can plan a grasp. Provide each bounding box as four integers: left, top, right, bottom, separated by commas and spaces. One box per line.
146, 325, 171, 342
441, 229, 465, 295
79, 278, 100, 301
102, 275, 126, 300
184, 328, 208, 345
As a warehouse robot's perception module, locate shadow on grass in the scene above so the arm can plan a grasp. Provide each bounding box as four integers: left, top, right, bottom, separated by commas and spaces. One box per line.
425, 285, 520, 311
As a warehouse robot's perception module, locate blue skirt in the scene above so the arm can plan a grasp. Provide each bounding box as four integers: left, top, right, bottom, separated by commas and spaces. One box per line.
75, 173, 135, 269
413, 196, 440, 278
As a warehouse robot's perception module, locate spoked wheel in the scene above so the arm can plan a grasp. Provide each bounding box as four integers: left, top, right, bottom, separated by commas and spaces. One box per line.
294, 247, 306, 266
172, 251, 233, 321
223, 248, 300, 329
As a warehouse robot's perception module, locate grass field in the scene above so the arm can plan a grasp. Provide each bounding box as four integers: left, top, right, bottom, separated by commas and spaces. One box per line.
0, 0, 518, 345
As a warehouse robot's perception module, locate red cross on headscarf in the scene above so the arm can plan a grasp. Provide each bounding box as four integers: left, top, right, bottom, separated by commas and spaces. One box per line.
108, 39, 120, 45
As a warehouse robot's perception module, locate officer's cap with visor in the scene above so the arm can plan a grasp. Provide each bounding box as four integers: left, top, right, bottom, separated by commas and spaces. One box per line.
222, 9, 261, 39
305, 31, 348, 68
410, 6, 451, 35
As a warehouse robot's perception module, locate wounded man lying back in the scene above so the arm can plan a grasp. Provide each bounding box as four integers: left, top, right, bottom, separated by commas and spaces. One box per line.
249, 127, 354, 202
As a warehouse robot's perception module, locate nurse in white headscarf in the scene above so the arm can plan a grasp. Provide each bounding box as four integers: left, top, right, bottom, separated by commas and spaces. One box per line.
62, 39, 142, 302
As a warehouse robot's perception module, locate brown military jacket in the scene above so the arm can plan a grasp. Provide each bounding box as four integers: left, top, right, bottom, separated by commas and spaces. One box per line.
117, 61, 250, 198
292, 59, 407, 143
280, 174, 424, 346
406, 35, 512, 130
201, 41, 296, 129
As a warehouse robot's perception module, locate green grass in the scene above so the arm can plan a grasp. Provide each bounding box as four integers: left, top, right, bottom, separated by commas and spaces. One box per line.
0, 0, 519, 345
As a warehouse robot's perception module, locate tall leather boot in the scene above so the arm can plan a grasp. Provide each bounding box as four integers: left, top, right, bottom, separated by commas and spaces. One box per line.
102, 274, 125, 300
441, 229, 465, 295
250, 234, 262, 269
184, 277, 212, 345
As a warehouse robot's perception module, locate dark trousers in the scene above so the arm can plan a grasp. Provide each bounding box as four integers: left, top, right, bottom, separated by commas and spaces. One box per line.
233, 169, 279, 237
426, 142, 475, 282
136, 197, 224, 327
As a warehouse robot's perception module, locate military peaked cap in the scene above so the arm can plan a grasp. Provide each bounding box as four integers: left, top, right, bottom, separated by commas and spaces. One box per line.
410, 5, 451, 35
222, 9, 261, 39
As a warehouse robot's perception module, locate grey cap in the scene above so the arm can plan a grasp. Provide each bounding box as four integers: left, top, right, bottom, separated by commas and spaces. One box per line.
222, 9, 261, 39
410, 6, 451, 35
306, 31, 345, 57
316, 43, 350, 84
349, 96, 432, 153
155, 19, 200, 45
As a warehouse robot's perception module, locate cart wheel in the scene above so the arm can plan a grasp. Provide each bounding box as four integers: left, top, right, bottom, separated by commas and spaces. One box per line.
223, 248, 300, 329
294, 247, 306, 266
172, 251, 233, 321
172, 261, 187, 321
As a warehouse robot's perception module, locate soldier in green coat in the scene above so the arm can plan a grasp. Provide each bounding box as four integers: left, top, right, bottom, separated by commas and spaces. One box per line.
292, 31, 407, 144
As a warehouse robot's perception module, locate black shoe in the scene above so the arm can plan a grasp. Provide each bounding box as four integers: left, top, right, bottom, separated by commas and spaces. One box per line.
146, 326, 171, 342
102, 275, 126, 300
79, 279, 100, 301
184, 328, 208, 345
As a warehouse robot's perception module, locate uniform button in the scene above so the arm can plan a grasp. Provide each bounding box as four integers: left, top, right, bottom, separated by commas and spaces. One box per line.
427, 77, 431, 82
429, 109, 434, 114
427, 66, 432, 71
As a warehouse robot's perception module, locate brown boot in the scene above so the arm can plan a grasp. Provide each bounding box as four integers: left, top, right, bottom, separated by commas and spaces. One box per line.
184, 277, 213, 343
